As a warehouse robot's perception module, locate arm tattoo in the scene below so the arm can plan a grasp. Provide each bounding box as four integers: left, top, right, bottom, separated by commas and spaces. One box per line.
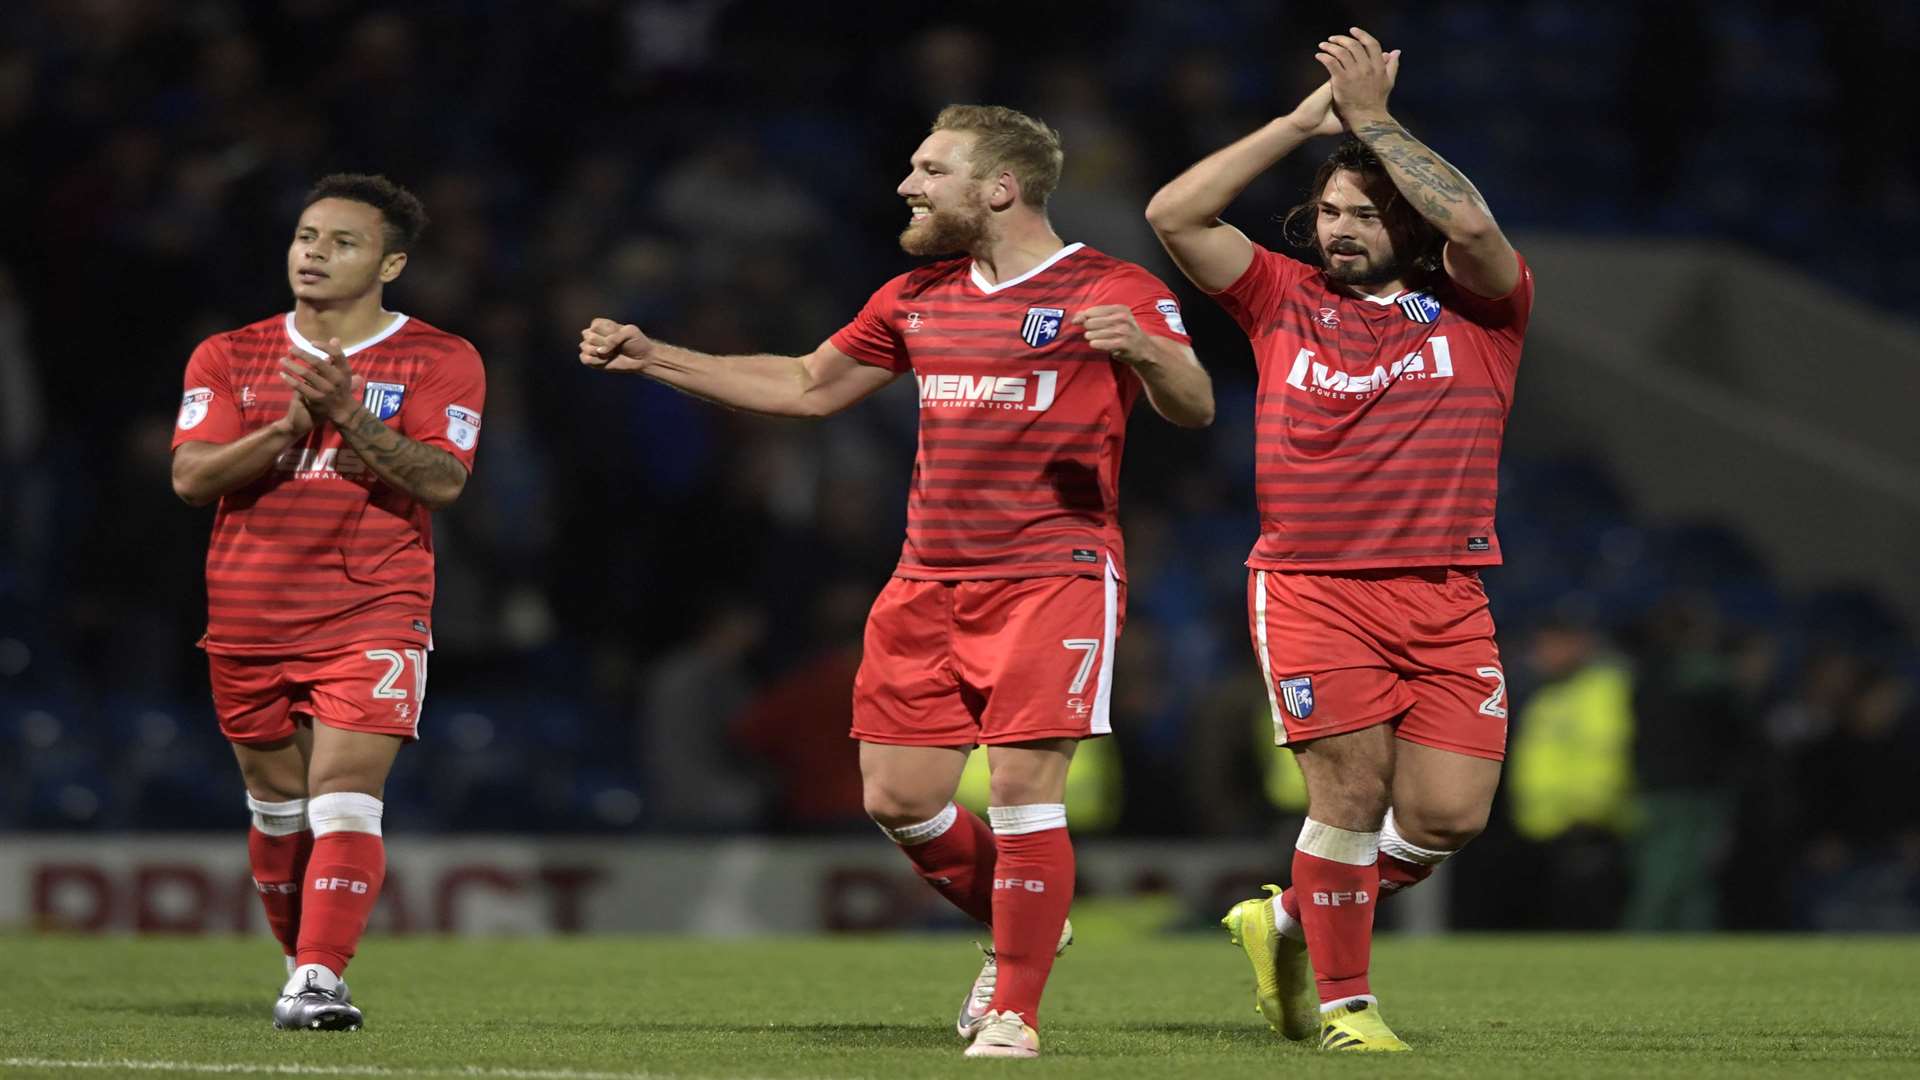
342, 409, 466, 503
1350, 119, 1484, 224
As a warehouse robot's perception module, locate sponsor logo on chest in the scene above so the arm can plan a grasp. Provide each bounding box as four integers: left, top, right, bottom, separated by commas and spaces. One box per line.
1283, 334, 1456, 398
275, 446, 368, 478
916, 371, 1058, 412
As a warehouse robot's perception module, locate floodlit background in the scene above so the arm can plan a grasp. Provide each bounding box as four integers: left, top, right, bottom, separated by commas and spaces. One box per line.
3, 0, 1917, 937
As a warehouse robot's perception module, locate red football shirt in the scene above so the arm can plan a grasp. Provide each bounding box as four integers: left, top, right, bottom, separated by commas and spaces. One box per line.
172, 312, 486, 655
831, 243, 1191, 581
1211, 244, 1533, 570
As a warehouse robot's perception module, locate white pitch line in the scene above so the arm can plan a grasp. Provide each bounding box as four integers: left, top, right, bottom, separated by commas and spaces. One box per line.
0, 1059, 802, 1080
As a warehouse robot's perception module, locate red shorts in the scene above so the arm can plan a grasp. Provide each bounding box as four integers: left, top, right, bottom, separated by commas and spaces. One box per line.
852, 565, 1125, 746
1247, 568, 1508, 761
207, 642, 429, 745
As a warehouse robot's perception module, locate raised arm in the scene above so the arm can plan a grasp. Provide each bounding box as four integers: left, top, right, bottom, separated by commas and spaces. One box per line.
578, 318, 898, 419
1146, 79, 1369, 293
1318, 27, 1518, 298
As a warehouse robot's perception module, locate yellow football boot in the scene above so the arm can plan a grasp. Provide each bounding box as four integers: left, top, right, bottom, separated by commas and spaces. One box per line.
1318, 999, 1412, 1052
1219, 884, 1318, 1041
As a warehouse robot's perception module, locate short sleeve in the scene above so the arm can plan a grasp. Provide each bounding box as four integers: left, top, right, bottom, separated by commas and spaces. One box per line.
1089, 265, 1192, 346
401, 337, 488, 472
172, 338, 242, 448
828, 277, 909, 373
1444, 251, 1534, 337
1209, 243, 1315, 338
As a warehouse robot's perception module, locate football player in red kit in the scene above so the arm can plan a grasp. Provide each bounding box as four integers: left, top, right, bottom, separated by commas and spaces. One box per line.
1149, 30, 1533, 1051
172, 174, 485, 1030
580, 105, 1212, 1058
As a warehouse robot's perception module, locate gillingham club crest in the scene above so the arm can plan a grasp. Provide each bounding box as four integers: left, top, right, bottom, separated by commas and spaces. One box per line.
363, 380, 407, 420
1278, 676, 1315, 719
1399, 291, 1442, 324
1021, 306, 1065, 347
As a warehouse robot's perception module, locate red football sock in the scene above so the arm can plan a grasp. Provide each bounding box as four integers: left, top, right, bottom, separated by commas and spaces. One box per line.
1377, 853, 1433, 898
986, 806, 1074, 1030
1292, 819, 1381, 1004
246, 796, 313, 958
1377, 809, 1449, 898
1279, 807, 1451, 922
889, 804, 997, 923
296, 793, 386, 976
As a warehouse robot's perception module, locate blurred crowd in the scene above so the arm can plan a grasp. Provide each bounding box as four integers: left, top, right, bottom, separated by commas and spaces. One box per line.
2, 1, 1917, 931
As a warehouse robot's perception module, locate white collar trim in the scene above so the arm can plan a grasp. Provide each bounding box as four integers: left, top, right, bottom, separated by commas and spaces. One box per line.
1355, 289, 1404, 306
969, 242, 1085, 294
285, 310, 410, 358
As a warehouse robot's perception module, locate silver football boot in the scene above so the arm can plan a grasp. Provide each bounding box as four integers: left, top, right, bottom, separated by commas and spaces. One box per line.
272, 967, 363, 1031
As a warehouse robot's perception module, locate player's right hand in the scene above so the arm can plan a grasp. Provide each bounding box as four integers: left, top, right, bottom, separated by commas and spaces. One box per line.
274, 385, 315, 438
1287, 81, 1347, 137
579, 318, 653, 373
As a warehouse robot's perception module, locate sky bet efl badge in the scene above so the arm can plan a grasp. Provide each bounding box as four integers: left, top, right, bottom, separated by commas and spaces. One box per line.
1399, 291, 1442, 324
1278, 676, 1315, 719
363, 380, 406, 420
1021, 306, 1064, 347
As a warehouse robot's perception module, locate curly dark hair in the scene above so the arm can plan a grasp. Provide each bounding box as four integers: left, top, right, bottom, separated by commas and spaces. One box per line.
1280, 138, 1443, 276
302, 173, 429, 254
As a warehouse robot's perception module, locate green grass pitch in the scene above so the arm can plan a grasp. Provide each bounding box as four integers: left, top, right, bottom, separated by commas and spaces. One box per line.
3, 933, 1916, 1078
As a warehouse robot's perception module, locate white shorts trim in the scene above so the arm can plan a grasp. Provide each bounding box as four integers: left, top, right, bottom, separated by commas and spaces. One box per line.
1254, 570, 1289, 743
1090, 557, 1120, 736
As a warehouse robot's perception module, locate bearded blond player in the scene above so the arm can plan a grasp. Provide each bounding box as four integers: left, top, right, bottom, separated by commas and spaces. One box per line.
579, 106, 1212, 1058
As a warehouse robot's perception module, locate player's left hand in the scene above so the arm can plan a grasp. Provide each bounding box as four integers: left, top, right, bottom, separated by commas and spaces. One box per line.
279, 337, 366, 426
1073, 305, 1151, 366
1316, 27, 1400, 121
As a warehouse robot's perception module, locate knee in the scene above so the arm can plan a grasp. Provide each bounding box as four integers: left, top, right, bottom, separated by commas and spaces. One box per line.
236, 758, 306, 802
305, 763, 384, 799
987, 769, 1051, 809
1304, 768, 1392, 830
1309, 785, 1391, 831
862, 778, 950, 829
1392, 805, 1488, 852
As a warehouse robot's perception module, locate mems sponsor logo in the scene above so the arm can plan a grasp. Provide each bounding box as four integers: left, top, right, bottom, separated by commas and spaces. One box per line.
275, 447, 368, 478
1285, 335, 1455, 398
916, 371, 1058, 412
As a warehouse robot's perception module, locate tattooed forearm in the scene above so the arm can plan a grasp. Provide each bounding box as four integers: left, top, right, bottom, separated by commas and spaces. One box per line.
1350, 119, 1492, 233
341, 408, 468, 508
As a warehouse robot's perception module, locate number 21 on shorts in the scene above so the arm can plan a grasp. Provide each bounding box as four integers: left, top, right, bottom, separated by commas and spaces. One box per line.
365, 648, 428, 709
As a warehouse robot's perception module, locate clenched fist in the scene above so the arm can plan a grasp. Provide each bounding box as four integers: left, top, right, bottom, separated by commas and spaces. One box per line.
579, 318, 655, 373
1072, 305, 1152, 367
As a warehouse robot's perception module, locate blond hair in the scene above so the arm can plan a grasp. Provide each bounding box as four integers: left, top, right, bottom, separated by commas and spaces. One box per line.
931, 105, 1064, 209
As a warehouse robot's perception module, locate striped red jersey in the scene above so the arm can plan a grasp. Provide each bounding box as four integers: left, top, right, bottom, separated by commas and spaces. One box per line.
1211, 244, 1533, 570
830, 243, 1191, 581
172, 312, 486, 655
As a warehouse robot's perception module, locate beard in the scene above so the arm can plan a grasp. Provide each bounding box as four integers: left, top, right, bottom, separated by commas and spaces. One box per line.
899, 195, 990, 256
1320, 241, 1406, 288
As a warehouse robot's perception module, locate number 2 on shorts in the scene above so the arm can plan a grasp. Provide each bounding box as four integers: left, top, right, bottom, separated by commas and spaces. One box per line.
1475, 665, 1508, 720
